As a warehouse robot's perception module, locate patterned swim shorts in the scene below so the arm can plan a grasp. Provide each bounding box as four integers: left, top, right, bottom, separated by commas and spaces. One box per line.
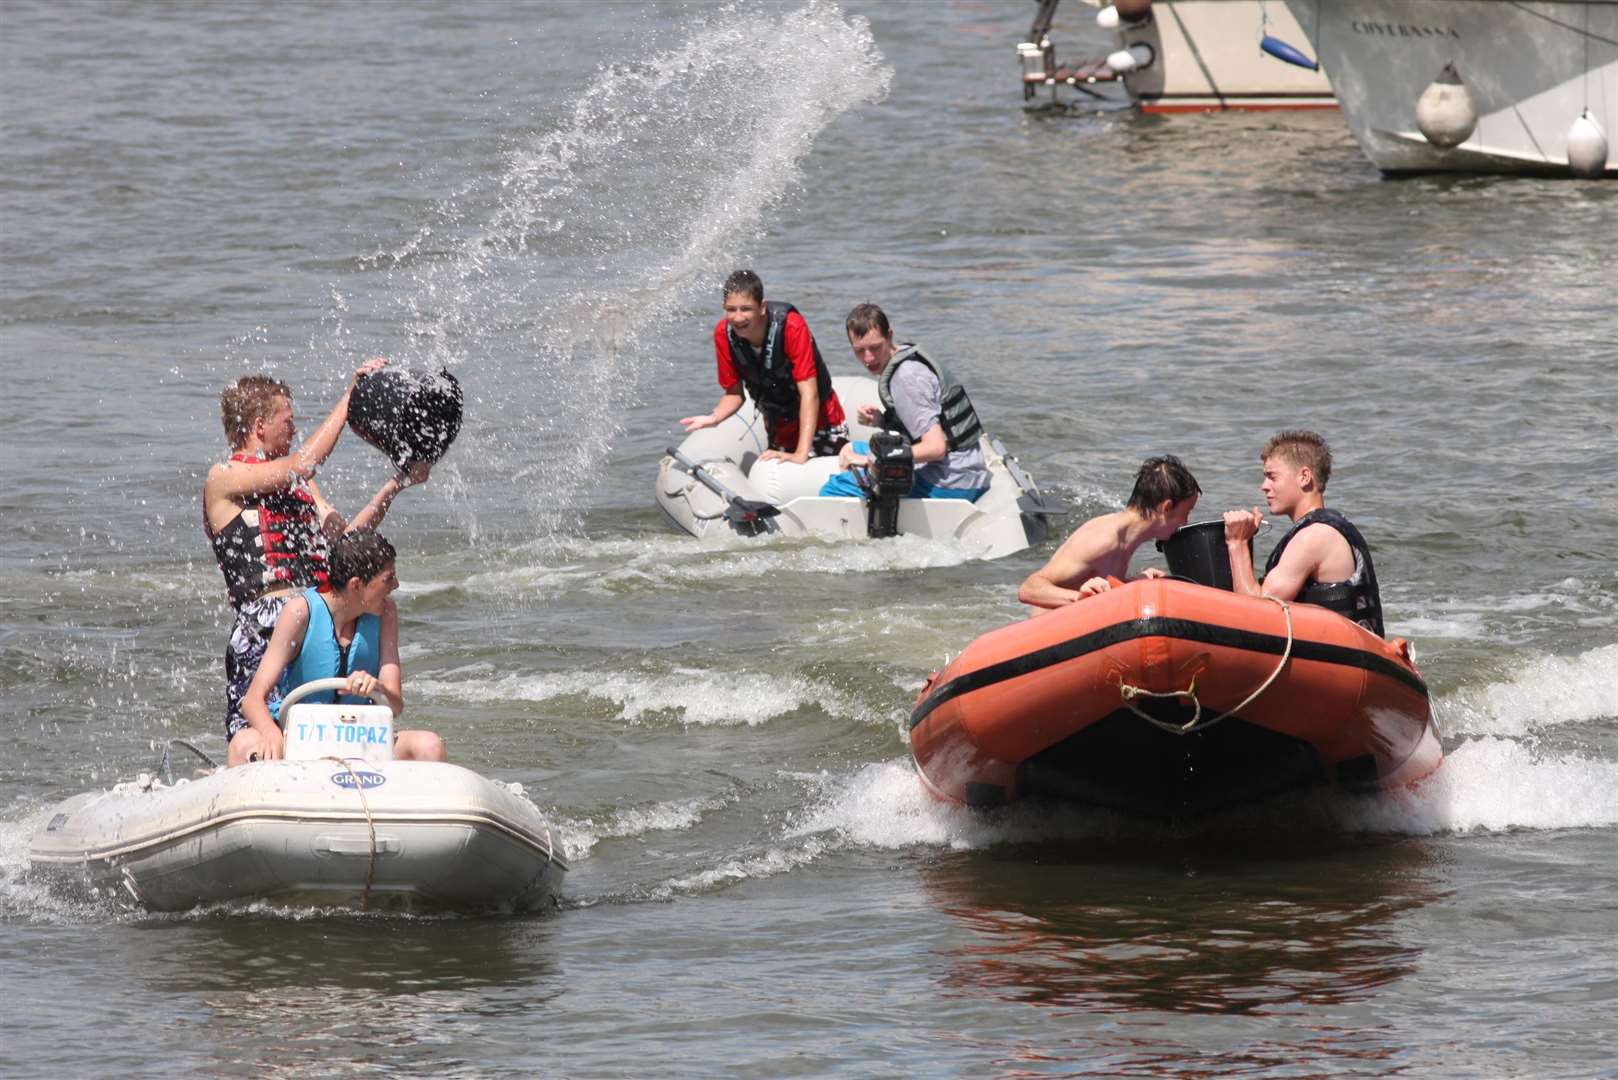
223, 593, 292, 739
810, 424, 851, 458
772, 424, 850, 458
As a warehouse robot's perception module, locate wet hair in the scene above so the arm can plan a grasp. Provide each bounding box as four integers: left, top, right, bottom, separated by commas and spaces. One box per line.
328, 529, 396, 591
220, 374, 291, 450
722, 269, 764, 303
845, 302, 891, 341
1126, 455, 1201, 513
1262, 430, 1332, 490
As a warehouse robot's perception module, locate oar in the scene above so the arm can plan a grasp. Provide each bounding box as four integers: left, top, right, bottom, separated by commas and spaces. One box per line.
666, 447, 781, 534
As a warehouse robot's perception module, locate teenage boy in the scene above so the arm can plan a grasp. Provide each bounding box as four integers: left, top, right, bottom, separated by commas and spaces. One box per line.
1019, 456, 1201, 608
819, 303, 991, 501
204, 359, 430, 741
232, 529, 445, 766
679, 269, 848, 463
1222, 430, 1384, 635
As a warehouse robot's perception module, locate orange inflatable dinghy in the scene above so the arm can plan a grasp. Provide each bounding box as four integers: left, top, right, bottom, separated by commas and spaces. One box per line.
909, 578, 1443, 817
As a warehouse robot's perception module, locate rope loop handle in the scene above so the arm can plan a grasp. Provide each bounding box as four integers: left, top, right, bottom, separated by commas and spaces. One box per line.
1118, 596, 1294, 735
325, 755, 380, 910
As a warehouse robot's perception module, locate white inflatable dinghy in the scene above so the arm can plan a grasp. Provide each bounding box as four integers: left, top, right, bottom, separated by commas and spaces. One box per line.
657, 376, 1062, 560
28, 679, 567, 913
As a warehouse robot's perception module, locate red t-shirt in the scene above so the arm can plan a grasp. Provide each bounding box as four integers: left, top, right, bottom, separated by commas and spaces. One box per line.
714, 311, 845, 450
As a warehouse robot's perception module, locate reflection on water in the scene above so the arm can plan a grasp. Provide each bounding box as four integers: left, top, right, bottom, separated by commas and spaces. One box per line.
129, 914, 561, 1076
923, 834, 1440, 1018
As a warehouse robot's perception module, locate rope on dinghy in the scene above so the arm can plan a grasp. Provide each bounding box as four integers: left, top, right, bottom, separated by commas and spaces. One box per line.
1118, 596, 1294, 735
325, 756, 379, 910
159, 739, 219, 784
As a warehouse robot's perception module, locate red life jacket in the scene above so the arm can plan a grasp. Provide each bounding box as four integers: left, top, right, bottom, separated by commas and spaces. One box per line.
205, 454, 330, 608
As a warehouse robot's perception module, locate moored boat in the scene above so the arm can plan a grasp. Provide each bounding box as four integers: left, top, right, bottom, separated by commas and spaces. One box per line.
656, 376, 1061, 561
1281, 0, 1617, 176
29, 682, 568, 913
909, 578, 1443, 817
1020, 0, 1336, 112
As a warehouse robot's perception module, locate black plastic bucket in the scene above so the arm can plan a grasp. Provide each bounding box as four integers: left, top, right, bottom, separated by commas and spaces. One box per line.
348, 367, 463, 471
1155, 520, 1248, 591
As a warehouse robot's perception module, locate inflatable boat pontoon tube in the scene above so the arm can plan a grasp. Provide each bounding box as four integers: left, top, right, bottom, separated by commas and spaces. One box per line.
657, 376, 1061, 561
909, 578, 1442, 817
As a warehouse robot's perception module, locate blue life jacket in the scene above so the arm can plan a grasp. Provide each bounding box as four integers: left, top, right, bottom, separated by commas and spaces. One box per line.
270, 587, 382, 723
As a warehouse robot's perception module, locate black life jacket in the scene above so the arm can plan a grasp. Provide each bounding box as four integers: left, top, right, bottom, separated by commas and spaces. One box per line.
1263, 508, 1384, 636
206, 457, 330, 609
876, 345, 983, 452
726, 301, 834, 430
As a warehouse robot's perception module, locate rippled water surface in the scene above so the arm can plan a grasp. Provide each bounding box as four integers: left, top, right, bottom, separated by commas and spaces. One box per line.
3, 2, 1616, 1077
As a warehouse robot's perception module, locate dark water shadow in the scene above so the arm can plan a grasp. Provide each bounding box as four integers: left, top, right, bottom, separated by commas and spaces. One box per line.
131, 910, 562, 998
84, 913, 566, 1077
920, 831, 1443, 1017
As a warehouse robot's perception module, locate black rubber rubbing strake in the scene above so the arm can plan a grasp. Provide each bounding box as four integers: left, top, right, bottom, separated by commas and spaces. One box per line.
909, 615, 1427, 731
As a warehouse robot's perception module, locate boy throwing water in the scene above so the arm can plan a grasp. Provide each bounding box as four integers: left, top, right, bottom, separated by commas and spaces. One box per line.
204, 360, 430, 743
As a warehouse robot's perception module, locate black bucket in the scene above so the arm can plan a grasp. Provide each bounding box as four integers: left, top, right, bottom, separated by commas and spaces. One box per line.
348, 367, 464, 471
1155, 520, 1248, 591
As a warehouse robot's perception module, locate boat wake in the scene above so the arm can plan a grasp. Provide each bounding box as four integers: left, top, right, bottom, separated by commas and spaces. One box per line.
9, 641, 1612, 920
415, 666, 887, 730
1436, 642, 1618, 737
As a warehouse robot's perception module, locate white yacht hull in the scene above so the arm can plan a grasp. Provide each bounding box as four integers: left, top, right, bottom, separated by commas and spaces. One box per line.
1282, 0, 1618, 174
29, 760, 568, 913
657, 377, 1059, 562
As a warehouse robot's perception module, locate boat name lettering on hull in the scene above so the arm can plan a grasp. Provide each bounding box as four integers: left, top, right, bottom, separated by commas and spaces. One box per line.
1350, 21, 1460, 40
330, 771, 387, 790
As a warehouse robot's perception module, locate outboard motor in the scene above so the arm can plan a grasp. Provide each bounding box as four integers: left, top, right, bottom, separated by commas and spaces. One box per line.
859, 430, 914, 539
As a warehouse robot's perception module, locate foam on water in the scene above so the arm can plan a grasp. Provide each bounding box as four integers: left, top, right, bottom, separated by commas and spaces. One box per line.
415, 666, 879, 727
1394, 578, 1618, 643
1338, 736, 1618, 835
654, 836, 834, 899
1435, 642, 1618, 737
555, 791, 736, 862
775, 731, 1618, 863
455, 530, 976, 602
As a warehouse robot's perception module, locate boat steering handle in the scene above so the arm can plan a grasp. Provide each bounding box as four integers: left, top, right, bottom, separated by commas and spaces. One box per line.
278, 677, 381, 711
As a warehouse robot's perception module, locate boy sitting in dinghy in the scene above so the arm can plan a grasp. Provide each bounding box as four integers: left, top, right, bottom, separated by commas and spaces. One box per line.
679, 268, 849, 464
205, 363, 432, 745
1222, 430, 1385, 636
819, 303, 991, 501
1019, 456, 1201, 609
231, 530, 446, 766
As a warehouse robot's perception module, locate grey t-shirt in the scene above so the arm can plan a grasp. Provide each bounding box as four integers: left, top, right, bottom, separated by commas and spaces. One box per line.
888, 359, 990, 491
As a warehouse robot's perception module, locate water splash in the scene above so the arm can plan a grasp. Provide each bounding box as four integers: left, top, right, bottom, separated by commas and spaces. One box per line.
414, 665, 882, 728
1436, 642, 1618, 738
376, 2, 892, 536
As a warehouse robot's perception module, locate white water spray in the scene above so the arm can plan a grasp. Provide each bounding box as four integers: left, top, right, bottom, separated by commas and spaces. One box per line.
379, 2, 892, 536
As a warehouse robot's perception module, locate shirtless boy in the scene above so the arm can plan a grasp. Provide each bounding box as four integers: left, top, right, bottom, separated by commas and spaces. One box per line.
1019, 456, 1201, 609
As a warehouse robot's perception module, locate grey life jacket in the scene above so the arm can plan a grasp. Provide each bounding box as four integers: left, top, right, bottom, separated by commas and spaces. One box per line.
876, 344, 983, 452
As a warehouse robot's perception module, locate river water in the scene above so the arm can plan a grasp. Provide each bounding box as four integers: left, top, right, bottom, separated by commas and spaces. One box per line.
2, 2, 1615, 1077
